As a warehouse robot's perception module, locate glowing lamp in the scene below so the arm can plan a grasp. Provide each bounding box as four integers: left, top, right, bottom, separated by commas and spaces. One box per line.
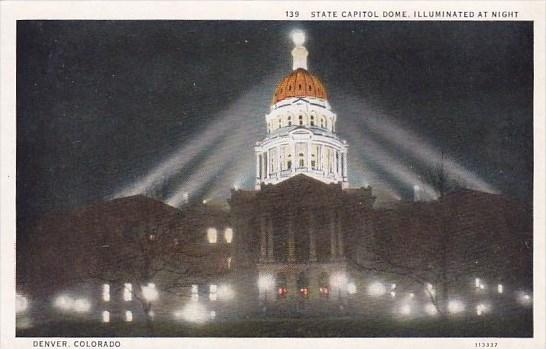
330, 272, 348, 289
218, 284, 235, 300
258, 274, 275, 291
16, 294, 29, 314
447, 299, 465, 314
424, 303, 438, 316
54, 295, 74, 311
179, 302, 208, 323
142, 283, 159, 302
368, 282, 386, 297
400, 304, 412, 316
347, 282, 357, 295
73, 298, 91, 313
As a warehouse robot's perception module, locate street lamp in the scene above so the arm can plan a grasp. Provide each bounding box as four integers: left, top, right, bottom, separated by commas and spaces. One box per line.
16, 294, 29, 314
142, 283, 159, 302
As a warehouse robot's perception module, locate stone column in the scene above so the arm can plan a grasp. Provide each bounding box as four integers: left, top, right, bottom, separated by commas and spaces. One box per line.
329, 210, 337, 261
260, 214, 267, 262
317, 144, 323, 171
291, 141, 296, 174
276, 146, 281, 175
343, 151, 348, 179
288, 213, 295, 262
265, 151, 269, 179
306, 141, 311, 170
308, 210, 317, 262
256, 153, 260, 180
267, 215, 274, 262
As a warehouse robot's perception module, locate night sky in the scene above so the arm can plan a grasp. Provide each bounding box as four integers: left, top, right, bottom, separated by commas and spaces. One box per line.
17, 21, 533, 230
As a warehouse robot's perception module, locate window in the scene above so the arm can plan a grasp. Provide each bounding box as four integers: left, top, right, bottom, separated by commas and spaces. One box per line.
498, 284, 503, 294
209, 284, 217, 301
319, 272, 329, 298
102, 311, 110, 323
191, 284, 199, 302
297, 272, 309, 298
311, 160, 316, 169
123, 283, 132, 301
287, 160, 292, 169
125, 310, 133, 322
310, 115, 315, 126
278, 119, 282, 128
276, 273, 288, 299
226, 257, 232, 270
299, 159, 305, 167
288, 116, 292, 126
320, 118, 325, 128
224, 228, 233, 243
102, 284, 110, 302
207, 228, 218, 243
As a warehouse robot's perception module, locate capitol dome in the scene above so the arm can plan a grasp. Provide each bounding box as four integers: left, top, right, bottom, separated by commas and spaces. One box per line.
271, 68, 328, 105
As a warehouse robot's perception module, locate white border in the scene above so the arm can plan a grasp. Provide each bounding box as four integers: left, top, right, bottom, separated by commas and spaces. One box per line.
1, 1, 545, 349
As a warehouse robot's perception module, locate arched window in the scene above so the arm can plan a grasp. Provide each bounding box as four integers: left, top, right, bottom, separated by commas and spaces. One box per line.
207, 227, 217, 243
319, 272, 329, 298
299, 115, 303, 126
298, 153, 304, 168
276, 273, 288, 299
278, 119, 282, 128
224, 227, 233, 243
320, 118, 325, 128
297, 272, 310, 298
288, 116, 292, 126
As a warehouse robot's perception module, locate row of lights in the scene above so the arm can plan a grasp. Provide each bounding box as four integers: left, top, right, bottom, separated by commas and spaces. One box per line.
258, 272, 357, 294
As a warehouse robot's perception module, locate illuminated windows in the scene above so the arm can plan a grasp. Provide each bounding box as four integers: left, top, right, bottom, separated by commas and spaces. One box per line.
224, 228, 233, 243
276, 273, 288, 299
319, 272, 329, 298
123, 283, 132, 301
207, 228, 217, 244
209, 284, 217, 301
498, 284, 504, 294
102, 310, 110, 323
191, 284, 199, 302
102, 284, 110, 302
226, 257, 232, 270
125, 310, 133, 322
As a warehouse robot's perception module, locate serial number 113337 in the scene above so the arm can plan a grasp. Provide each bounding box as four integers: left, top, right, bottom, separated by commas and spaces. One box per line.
475, 343, 498, 348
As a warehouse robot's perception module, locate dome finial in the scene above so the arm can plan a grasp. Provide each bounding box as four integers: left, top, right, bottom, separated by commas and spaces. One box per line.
290, 30, 308, 70
291, 30, 305, 47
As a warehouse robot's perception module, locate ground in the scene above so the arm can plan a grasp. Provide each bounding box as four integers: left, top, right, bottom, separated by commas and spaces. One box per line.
17, 311, 532, 337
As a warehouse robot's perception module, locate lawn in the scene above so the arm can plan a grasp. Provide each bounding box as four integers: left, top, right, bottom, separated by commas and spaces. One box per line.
17, 311, 533, 337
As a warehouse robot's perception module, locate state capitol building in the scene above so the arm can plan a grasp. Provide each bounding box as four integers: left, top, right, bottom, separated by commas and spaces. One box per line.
17, 31, 532, 325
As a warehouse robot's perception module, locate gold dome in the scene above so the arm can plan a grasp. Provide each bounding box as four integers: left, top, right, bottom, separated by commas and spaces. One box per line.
271, 68, 328, 105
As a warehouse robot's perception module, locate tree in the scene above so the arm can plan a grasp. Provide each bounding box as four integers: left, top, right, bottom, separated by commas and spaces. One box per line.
349, 156, 512, 318
85, 213, 211, 333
